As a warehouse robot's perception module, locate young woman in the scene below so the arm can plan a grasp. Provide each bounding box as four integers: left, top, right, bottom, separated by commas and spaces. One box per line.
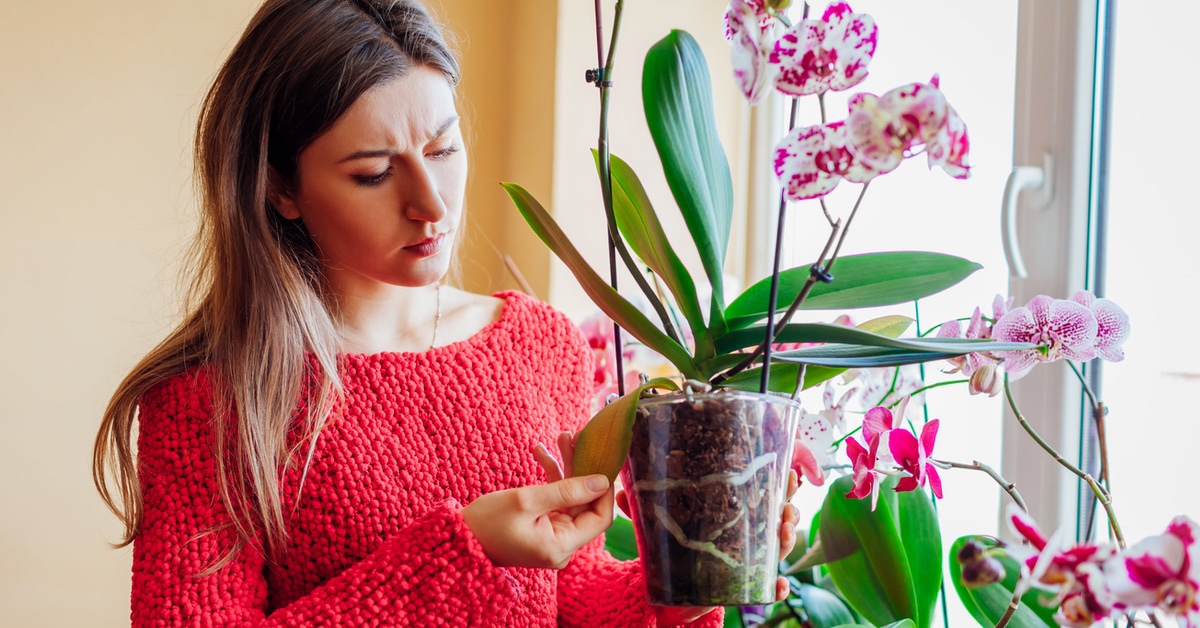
93, 1, 799, 625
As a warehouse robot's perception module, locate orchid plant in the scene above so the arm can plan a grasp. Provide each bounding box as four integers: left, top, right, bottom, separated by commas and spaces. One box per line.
510, 1, 1183, 626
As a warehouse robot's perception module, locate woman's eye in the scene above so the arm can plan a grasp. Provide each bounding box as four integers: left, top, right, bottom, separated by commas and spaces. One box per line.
353, 170, 391, 187
428, 146, 460, 161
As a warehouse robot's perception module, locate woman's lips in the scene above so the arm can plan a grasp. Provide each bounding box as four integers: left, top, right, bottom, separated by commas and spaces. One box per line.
403, 233, 446, 258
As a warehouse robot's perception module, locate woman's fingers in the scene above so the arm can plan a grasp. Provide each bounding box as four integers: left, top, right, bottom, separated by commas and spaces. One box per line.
532, 442, 564, 482
787, 468, 799, 501
776, 576, 790, 602
780, 502, 800, 558
556, 431, 575, 477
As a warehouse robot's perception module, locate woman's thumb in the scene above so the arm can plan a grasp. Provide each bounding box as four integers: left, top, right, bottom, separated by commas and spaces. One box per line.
534, 474, 610, 511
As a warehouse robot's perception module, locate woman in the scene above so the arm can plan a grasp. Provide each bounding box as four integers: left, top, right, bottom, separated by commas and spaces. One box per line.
93, 1, 798, 625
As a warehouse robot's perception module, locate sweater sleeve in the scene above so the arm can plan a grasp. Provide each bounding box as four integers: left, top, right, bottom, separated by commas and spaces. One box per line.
131, 371, 520, 626
546, 308, 724, 627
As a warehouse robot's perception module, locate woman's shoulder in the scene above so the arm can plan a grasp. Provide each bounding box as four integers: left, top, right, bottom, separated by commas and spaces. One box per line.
489, 290, 588, 350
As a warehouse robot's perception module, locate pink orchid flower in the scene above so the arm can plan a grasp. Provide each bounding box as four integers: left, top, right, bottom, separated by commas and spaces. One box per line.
845, 433, 884, 510
774, 121, 879, 201
991, 295, 1098, 381
795, 382, 856, 476
937, 306, 995, 378
1070, 290, 1131, 362
578, 312, 642, 411
1102, 516, 1200, 625
925, 90, 971, 179
845, 76, 953, 175
727, 0, 779, 105
791, 438, 825, 487
888, 419, 943, 498
771, 2, 877, 97
1006, 505, 1118, 623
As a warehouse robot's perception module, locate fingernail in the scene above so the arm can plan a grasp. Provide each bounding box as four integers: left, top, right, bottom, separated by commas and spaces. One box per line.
586, 475, 610, 492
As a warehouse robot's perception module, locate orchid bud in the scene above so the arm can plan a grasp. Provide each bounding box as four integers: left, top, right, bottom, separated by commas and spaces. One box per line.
957, 540, 1006, 588
969, 363, 1002, 398
764, 0, 793, 10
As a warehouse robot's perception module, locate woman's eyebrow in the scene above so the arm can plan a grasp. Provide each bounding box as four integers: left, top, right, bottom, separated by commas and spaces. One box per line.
338, 116, 461, 163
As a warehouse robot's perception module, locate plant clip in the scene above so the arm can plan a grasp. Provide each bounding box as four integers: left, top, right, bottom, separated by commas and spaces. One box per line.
584, 67, 613, 88
809, 264, 834, 283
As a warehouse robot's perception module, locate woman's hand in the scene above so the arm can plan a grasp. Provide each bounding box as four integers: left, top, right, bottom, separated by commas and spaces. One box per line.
461, 472, 614, 569
537, 432, 802, 627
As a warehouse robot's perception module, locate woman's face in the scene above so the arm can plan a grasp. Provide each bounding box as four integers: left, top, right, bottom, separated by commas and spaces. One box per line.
277, 66, 466, 292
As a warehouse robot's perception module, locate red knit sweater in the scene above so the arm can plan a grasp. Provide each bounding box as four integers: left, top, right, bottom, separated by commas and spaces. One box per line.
131, 291, 724, 626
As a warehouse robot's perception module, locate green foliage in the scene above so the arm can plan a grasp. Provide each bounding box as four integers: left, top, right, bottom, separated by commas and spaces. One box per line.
949, 536, 1058, 628
725, 252, 983, 330
571, 377, 679, 482
604, 515, 639, 562
818, 476, 942, 628
643, 30, 733, 329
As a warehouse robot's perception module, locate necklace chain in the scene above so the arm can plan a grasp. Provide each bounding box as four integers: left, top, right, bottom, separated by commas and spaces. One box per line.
430, 283, 441, 350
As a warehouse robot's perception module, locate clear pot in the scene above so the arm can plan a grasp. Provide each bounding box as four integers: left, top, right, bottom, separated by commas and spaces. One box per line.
620, 390, 801, 606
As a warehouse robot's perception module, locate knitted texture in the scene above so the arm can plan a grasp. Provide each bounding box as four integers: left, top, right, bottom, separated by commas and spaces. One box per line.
131, 291, 724, 627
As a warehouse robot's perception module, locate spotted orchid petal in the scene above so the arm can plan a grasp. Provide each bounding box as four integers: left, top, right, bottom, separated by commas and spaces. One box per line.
771, 2, 877, 97
846, 79, 950, 174
1071, 290, 1131, 362
820, 382, 857, 434
927, 101, 971, 179
774, 121, 878, 201
797, 407, 838, 472
992, 295, 1098, 380
728, 0, 779, 105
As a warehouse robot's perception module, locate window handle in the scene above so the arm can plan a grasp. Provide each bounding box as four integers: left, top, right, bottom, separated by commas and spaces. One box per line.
1001, 154, 1053, 279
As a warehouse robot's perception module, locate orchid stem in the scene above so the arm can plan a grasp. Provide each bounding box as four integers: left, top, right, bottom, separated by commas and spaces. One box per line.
1067, 360, 1111, 487
993, 590, 1022, 628
1003, 375, 1125, 547
888, 379, 968, 406
760, 96, 802, 394
932, 458, 1027, 512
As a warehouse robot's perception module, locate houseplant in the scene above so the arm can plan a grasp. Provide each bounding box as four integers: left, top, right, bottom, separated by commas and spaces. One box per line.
502, 0, 1033, 609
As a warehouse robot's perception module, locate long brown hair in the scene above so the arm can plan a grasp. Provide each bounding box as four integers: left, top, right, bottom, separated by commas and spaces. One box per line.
93, 0, 460, 566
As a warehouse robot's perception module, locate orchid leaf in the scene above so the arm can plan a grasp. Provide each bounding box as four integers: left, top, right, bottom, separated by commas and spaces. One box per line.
820, 475, 917, 626
896, 489, 941, 628
794, 583, 857, 628
725, 252, 982, 330
604, 515, 638, 562
717, 316, 915, 394
504, 182, 700, 379
773, 337, 1034, 369
572, 377, 679, 482
949, 536, 1058, 628
597, 151, 709, 352
643, 30, 733, 328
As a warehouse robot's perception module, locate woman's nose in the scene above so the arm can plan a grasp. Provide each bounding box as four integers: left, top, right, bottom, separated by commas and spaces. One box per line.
403, 163, 448, 224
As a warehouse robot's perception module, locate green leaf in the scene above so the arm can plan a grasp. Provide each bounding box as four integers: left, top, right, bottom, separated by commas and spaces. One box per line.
643, 30, 733, 326
773, 337, 1035, 369
572, 377, 679, 482
604, 515, 638, 562
795, 583, 857, 628
896, 490, 942, 628
598, 151, 709, 351
725, 252, 983, 329
722, 607, 745, 628
949, 536, 1057, 628
715, 316, 917, 394
819, 475, 917, 626
503, 182, 700, 379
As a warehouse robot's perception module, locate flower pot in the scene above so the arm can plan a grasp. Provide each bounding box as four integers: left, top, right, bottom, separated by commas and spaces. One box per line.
621, 390, 801, 606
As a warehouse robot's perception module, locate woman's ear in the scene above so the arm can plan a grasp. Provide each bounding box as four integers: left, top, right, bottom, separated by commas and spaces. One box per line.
268, 168, 302, 220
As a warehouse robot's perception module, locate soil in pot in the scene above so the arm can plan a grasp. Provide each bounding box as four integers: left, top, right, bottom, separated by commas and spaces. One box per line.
624, 391, 799, 606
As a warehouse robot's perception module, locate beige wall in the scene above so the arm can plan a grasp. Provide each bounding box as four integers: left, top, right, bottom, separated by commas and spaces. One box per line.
0, 1, 744, 625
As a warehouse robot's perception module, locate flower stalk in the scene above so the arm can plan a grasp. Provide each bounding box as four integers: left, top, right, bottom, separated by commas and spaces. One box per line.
931, 458, 1026, 513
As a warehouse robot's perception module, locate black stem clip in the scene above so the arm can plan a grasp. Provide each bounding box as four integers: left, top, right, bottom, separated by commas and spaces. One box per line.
810, 264, 834, 284
585, 67, 613, 88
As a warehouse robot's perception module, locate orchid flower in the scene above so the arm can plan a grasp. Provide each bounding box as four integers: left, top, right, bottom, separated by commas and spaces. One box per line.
925, 93, 971, 179
774, 121, 879, 201
937, 306, 995, 378
771, 2, 877, 97
992, 295, 1099, 381
727, 0, 780, 105
888, 419, 943, 498
845, 76, 954, 175
795, 382, 857, 476
845, 433, 884, 510
791, 436, 825, 487
1102, 516, 1200, 626
1070, 290, 1131, 362
849, 366, 926, 417
578, 312, 643, 412
1006, 505, 1118, 625
819, 380, 856, 434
